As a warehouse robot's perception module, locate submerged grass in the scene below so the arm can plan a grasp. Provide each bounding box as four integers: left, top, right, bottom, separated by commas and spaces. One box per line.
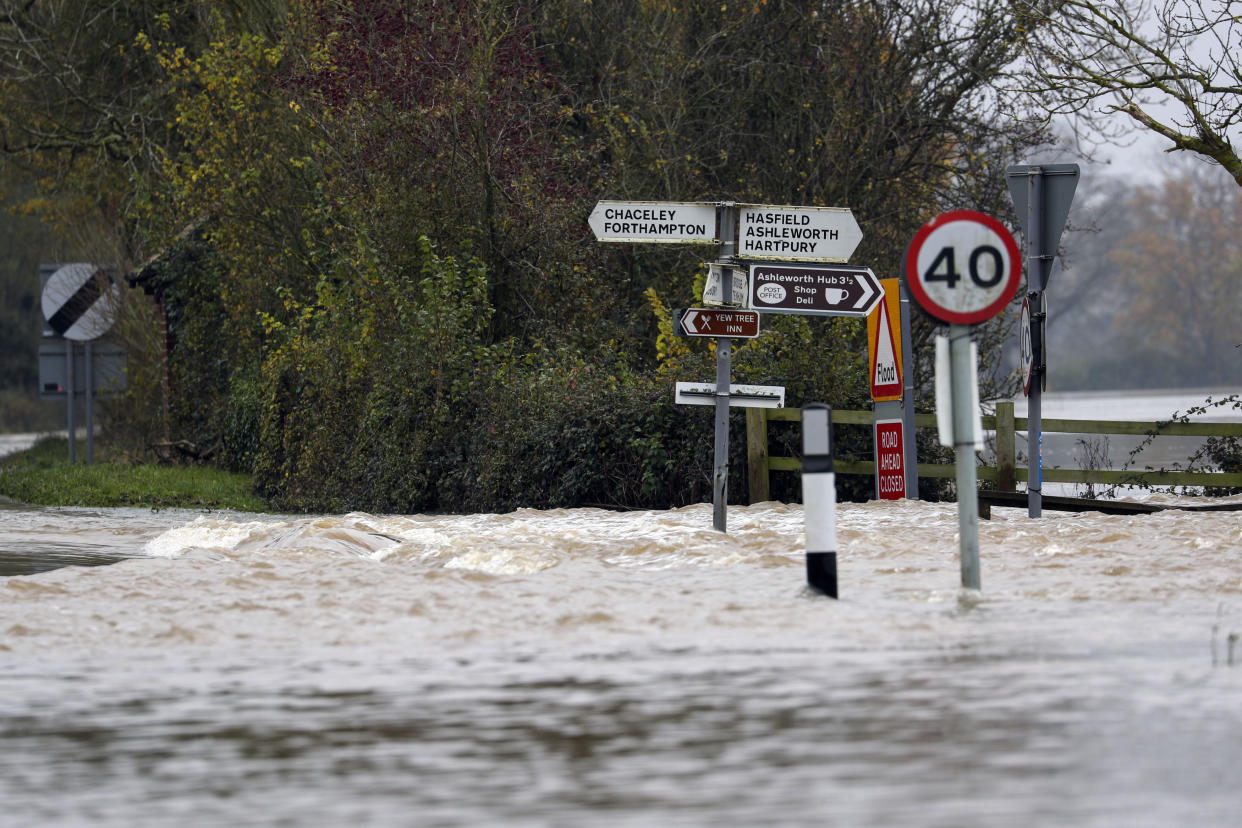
0, 437, 272, 512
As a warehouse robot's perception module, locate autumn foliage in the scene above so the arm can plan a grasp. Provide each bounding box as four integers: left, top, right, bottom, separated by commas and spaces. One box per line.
1, 0, 1051, 510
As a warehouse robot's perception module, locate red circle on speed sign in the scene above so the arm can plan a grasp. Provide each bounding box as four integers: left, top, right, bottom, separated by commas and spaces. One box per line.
902, 210, 1021, 325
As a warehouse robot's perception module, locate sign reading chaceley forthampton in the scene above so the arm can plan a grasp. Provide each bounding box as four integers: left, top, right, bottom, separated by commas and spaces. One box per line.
588, 200, 718, 244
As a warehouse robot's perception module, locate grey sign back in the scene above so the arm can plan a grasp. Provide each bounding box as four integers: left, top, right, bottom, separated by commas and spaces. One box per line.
1006, 164, 1079, 291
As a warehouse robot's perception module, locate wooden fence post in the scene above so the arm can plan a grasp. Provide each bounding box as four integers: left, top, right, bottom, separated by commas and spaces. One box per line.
995, 400, 1016, 491
746, 408, 770, 503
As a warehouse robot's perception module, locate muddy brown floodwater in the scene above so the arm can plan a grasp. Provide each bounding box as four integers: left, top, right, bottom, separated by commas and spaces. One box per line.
1, 496, 1241, 826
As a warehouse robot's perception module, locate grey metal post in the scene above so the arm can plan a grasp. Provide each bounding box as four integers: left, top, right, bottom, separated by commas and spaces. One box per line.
899, 281, 918, 499
1026, 168, 1043, 517
66, 341, 76, 465
713, 336, 731, 532
711, 204, 738, 532
85, 341, 95, 464
950, 324, 980, 590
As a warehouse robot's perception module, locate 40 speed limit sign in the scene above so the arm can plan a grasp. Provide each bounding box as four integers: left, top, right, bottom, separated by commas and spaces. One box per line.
902, 210, 1021, 325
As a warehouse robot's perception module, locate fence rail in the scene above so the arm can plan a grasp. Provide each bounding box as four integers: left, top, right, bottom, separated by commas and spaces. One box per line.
746, 401, 1242, 503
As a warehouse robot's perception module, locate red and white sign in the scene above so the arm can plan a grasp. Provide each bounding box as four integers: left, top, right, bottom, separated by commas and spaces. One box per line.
903, 210, 1021, 325
867, 279, 902, 400
678, 308, 760, 338
1019, 296, 1034, 396
874, 419, 906, 500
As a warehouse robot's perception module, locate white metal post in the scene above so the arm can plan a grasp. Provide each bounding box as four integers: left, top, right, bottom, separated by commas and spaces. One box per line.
802, 403, 837, 597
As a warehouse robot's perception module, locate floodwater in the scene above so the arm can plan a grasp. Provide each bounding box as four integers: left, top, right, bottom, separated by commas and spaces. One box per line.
2, 495, 1241, 826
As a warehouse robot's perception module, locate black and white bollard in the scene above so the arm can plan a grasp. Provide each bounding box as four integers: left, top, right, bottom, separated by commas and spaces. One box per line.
802, 403, 837, 598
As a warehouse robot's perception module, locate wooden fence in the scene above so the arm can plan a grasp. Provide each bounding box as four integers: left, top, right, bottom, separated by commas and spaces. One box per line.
745, 401, 1242, 503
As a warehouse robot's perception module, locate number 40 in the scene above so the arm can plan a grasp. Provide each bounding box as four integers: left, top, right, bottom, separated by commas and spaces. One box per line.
924, 245, 1003, 288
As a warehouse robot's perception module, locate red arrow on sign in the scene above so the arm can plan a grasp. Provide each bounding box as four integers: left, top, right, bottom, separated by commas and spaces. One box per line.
678, 308, 761, 338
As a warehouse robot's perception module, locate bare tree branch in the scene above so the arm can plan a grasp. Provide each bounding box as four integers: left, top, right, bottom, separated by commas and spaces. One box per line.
1009, 0, 1242, 185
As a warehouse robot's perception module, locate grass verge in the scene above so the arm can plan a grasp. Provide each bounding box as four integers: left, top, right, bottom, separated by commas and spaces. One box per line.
0, 437, 272, 512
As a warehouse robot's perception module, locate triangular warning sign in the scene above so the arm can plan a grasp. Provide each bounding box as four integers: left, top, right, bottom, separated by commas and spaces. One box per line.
869, 289, 902, 400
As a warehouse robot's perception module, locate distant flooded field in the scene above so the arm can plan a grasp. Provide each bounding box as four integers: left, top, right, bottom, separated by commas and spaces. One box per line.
1003, 387, 1239, 496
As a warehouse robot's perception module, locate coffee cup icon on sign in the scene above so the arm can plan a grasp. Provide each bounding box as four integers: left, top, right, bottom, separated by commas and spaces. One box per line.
824, 288, 847, 304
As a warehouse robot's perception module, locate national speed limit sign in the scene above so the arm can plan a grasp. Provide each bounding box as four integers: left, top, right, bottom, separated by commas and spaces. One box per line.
902, 210, 1021, 325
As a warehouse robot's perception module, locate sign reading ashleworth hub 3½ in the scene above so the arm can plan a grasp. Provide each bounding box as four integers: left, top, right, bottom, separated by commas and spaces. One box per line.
590, 199, 908, 532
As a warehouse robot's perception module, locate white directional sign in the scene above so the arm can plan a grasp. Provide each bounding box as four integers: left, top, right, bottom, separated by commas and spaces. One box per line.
738, 204, 862, 262
588, 200, 718, 244
41, 263, 121, 342
903, 210, 1021, 325
675, 382, 785, 409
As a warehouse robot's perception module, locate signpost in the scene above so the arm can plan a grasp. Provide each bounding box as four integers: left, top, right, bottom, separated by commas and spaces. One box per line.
675, 308, 760, 339
40, 264, 123, 465
748, 263, 881, 317
903, 211, 1021, 591
867, 278, 915, 501
591, 198, 870, 533
1006, 164, 1080, 518
738, 204, 862, 262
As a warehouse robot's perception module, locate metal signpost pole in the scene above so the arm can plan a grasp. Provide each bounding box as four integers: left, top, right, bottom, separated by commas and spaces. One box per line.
711, 205, 738, 533
899, 281, 918, 499
41, 263, 125, 465
1026, 168, 1043, 518
713, 337, 731, 532
1007, 162, 1078, 518
85, 342, 95, 464
903, 209, 1020, 593
950, 324, 981, 590
66, 342, 76, 465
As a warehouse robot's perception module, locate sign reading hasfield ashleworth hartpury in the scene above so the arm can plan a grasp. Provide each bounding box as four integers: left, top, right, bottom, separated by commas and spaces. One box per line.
588, 200, 718, 244
738, 204, 862, 262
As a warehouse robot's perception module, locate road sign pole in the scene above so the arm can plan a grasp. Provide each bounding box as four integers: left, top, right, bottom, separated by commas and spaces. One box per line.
904, 209, 1019, 594
713, 338, 731, 532
65, 341, 76, 465
950, 324, 981, 590
1007, 162, 1078, 518
1026, 168, 1043, 518
711, 205, 738, 532
85, 341, 95, 464
899, 281, 918, 499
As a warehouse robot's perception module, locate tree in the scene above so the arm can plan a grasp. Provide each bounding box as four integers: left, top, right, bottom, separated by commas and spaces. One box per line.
540, 0, 1049, 397
1107, 160, 1242, 385
1011, 0, 1242, 186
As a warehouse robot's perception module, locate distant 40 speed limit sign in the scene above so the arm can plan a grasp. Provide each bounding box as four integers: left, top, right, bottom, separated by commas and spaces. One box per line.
903, 210, 1021, 325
